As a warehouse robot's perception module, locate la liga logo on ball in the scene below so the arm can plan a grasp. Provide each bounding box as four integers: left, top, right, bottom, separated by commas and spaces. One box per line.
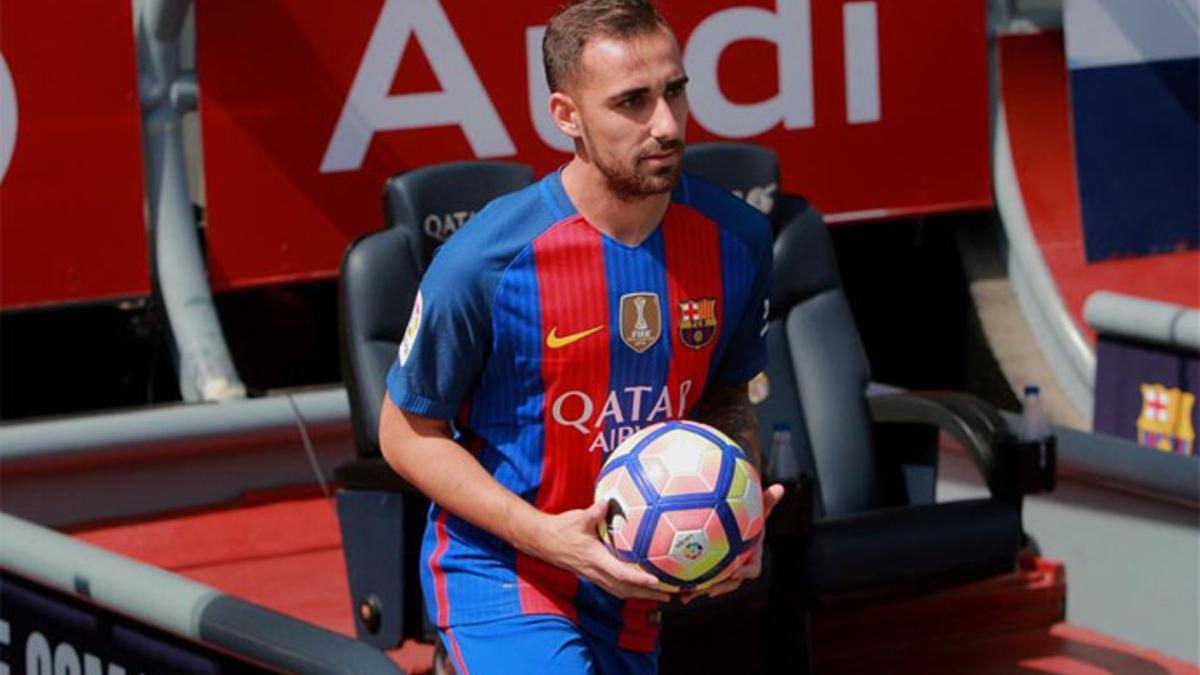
678, 536, 705, 561
595, 420, 765, 593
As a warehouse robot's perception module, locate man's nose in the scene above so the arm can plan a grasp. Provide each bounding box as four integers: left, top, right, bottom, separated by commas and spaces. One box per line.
649, 96, 683, 143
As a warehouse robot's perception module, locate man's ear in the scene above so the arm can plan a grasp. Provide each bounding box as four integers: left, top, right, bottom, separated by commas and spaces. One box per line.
549, 91, 582, 139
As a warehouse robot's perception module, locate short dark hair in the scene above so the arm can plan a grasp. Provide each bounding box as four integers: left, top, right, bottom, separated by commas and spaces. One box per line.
543, 0, 670, 93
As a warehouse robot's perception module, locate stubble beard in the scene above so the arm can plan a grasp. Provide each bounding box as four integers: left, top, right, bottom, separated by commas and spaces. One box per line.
590, 138, 684, 202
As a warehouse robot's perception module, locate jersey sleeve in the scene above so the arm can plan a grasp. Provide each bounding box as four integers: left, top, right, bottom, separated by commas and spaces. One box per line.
385, 250, 491, 419
712, 232, 772, 385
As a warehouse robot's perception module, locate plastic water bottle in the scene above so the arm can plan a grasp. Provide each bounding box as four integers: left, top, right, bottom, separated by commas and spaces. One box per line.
1019, 385, 1051, 467
1018, 386, 1050, 440
766, 423, 799, 483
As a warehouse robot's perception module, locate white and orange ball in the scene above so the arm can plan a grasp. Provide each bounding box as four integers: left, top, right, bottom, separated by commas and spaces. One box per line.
595, 420, 765, 593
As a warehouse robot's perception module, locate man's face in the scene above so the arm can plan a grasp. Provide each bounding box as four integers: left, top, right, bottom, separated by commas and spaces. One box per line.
569, 26, 689, 200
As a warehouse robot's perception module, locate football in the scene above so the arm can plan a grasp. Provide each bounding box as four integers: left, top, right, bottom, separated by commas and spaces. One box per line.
594, 420, 765, 592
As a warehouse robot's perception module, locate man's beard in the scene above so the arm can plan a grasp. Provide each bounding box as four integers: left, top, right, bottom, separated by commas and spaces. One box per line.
591, 140, 684, 201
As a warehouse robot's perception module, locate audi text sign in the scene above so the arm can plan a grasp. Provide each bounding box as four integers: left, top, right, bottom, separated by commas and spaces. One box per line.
196, 0, 989, 292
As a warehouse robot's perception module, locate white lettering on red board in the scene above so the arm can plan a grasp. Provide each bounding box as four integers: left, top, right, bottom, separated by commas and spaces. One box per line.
685, 0, 814, 137
322, 0, 879, 172
844, 2, 881, 124
0, 53, 18, 184
525, 26, 573, 153
320, 0, 515, 173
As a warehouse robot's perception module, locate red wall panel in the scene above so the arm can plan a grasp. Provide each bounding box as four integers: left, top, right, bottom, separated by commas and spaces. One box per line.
0, 0, 148, 310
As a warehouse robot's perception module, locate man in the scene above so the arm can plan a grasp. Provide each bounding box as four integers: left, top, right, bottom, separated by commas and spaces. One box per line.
380, 1, 784, 672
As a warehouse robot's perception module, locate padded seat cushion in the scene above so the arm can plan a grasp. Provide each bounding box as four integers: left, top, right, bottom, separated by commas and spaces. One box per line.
803, 498, 1021, 599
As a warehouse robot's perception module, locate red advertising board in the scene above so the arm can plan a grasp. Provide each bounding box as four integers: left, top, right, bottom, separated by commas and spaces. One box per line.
197, 0, 989, 292
0, 0, 148, 310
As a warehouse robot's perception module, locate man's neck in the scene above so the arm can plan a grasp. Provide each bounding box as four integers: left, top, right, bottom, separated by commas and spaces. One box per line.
561, 158, 672, 247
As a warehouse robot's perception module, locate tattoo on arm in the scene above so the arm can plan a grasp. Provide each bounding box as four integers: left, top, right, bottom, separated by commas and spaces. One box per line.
695, 383, 762, 469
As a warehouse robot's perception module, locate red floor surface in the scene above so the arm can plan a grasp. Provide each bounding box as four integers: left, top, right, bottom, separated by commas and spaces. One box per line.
999, 31, 1200, 345
74, 493, 1198, 674
819, 623, 1199, 675
812, 557, 1197, 674
75, 492, 435, 674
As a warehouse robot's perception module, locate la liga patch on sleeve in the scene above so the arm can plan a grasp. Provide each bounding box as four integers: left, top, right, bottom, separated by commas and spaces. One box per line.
399, 290, 422, 367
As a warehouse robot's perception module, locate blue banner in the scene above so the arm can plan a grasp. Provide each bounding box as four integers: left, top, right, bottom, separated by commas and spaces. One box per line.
1064, 0, 1199, 261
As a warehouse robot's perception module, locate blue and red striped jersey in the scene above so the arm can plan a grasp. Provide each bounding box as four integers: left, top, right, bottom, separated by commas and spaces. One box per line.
385, 170, 770, 652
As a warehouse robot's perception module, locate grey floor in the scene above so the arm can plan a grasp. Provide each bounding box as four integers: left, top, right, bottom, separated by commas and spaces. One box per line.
937, 447, 1200, 664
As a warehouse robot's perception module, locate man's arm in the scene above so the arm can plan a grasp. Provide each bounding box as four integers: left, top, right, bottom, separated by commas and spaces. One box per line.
682, 380, 782, 603
379, 396, 670, 602
695, 382, 762, 468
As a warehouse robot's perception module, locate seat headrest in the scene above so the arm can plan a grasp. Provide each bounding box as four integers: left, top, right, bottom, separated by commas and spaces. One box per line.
682, 143, 780, 218
383, 160, 536, 264
770, 208, 841, 319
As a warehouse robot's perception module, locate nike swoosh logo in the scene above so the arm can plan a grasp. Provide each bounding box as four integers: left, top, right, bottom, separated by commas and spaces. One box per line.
546, 325, 604, 349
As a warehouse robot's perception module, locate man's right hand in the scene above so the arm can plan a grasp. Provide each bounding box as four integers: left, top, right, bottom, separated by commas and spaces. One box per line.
526, 500, 672, 603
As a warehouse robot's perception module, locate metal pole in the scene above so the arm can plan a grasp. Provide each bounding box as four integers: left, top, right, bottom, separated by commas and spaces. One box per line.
137, 0, 245, 401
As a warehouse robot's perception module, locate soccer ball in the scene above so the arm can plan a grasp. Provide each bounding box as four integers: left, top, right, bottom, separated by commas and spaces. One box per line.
594, 420, 765, 592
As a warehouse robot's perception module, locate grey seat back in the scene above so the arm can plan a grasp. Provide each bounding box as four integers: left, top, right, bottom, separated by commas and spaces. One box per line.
682, 142, 781, 220
682, 142, 881, 518
384, 161, 536, 264
762, 218, 882, 517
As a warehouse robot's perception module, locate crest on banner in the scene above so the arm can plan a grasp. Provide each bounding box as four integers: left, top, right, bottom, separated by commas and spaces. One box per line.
1136, 384, 1196, 456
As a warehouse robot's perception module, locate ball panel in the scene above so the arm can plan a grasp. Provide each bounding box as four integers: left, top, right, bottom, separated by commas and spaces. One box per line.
661, 473, 718, 498
595, 466, 651, 556
611, 504, 648, 554
691, 556, 739, 591
645, 511, 679, 560
639, 452, 671, 496
646, 508, 731, 583
638, 432, 724, 497
691, 510, 731, 571
594, 465, 623, 499
726, 459, 764, 540
726, 458, 749, 501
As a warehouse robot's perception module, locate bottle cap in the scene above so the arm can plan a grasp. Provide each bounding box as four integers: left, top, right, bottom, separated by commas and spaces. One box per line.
1024, 385, 1040, 396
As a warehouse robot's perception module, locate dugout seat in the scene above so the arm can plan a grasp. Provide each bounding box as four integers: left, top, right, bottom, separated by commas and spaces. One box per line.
335, 160, 535, 648
660, 144, 1056, 675
681, 141, 822, 240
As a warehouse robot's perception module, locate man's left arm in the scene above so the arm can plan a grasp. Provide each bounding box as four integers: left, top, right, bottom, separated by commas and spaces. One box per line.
681, 379, 783, 604
695, 381, 762, 469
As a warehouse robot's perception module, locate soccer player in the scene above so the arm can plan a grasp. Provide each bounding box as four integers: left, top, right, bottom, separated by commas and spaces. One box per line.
379, 1, 785, 672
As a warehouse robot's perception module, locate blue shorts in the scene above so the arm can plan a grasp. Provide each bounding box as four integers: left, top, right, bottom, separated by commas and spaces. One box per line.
438, 615, 659, 675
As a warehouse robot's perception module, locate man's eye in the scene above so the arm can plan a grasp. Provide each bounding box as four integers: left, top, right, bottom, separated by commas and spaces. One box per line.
666, 84, 686, 98
619, 95, 644, 109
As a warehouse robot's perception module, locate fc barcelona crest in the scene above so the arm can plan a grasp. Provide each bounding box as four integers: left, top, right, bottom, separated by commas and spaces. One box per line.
620, 292, 662, 353
1137, 383, 1196, 456
679, 298, 718, 349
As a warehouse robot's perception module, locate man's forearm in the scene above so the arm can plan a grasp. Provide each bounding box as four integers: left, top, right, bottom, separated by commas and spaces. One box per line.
695, 382, 762, 468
